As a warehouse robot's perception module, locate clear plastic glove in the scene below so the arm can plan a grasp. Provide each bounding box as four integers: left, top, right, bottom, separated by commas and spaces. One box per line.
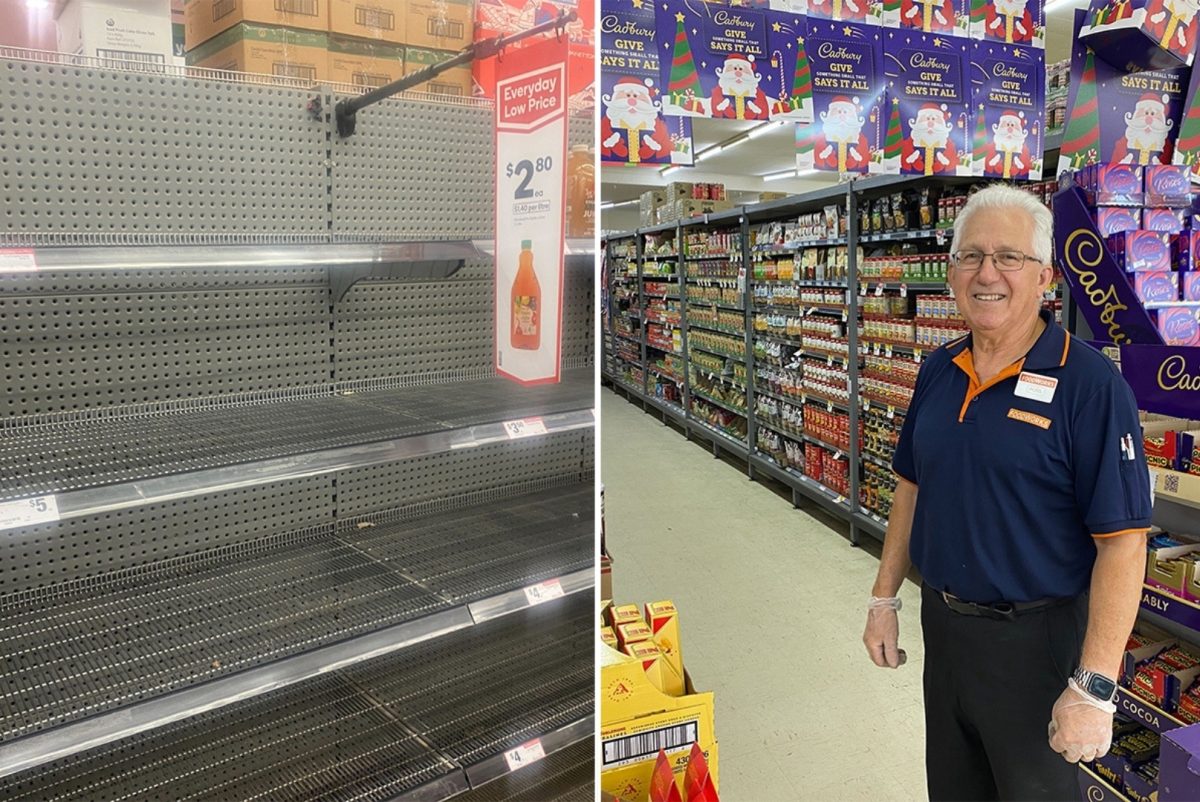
1047, 679, 1116, 764
863, 597, 906, 669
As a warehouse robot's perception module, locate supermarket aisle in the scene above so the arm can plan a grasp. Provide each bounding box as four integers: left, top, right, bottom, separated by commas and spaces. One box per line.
601, 388, 927, 801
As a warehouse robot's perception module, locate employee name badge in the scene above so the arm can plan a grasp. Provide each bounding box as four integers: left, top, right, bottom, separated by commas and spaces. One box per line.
1014, 372, 1058, 404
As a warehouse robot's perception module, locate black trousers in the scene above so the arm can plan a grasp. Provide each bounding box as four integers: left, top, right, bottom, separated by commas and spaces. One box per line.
921, 584, 1086, 802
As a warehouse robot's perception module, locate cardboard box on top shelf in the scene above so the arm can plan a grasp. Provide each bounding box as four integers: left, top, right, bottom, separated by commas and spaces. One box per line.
406, 0, 474, 51
329, 0, 407, 44
601, 643, 718, 802
403, 46, 474, 96
327, 35, 404, 87
187, 23, 329, 80
665, 181, 693, 201
1146, 544, 1200, 598
58, 0, 174, 66
673, 199, 732, 221
183, 0, 327, 52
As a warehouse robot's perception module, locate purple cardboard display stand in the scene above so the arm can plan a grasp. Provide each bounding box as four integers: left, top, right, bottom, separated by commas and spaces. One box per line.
1161, 722, 1200, 799
1052, 185, 1165, 345
1079, 0, 1198, 72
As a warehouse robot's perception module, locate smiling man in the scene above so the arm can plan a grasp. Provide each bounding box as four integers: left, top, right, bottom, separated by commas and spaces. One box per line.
861, 185, 1152, 801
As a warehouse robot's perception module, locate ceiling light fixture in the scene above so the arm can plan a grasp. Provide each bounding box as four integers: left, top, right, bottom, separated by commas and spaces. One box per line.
599, 199, 639, 211
26, 0, 51, 9
748, 121, 784, 140
763, 169, 798, 182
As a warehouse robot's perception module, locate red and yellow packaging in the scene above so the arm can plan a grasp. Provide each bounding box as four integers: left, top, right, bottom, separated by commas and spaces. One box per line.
645, 600, 686, 696
611, 604, 643, 628
616, 622, 652, 650
624, 641, 667, 693
600, 628, 619, 650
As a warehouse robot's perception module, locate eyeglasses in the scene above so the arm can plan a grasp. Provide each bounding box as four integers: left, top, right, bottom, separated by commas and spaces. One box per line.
950, 250, 1043, 271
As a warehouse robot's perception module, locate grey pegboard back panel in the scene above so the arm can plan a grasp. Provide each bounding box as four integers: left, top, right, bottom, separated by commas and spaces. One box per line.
0, 268, 333, 417
0, 475, 334, 597
331, 94, 494, 241
562, 257, 595, 369
335, 429, 593, 518
335, 264, 494, 381
0, 58, 329, 242
567, 113, 594, 151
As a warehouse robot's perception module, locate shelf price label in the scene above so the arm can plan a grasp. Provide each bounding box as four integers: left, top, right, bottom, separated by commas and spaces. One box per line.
494, 38, 568, 386
523, 578, 565, 606
504, 738, 547, 772
0, 249, 38, 273
0, 495, 60, 531
505, 417, 549, 439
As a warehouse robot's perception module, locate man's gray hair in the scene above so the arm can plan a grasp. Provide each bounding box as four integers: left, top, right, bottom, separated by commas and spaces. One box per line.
949, 184, 1054, 264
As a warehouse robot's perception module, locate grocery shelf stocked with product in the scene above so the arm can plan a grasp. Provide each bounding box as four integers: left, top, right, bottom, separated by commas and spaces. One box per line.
604, 175, 1059, 544
0, 52, 594, 801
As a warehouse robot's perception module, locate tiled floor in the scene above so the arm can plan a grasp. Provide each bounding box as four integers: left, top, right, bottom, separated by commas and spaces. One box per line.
602, 388, 927, 800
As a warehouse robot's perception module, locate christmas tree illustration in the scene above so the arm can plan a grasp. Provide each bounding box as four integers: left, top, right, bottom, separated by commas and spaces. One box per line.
972, 103, 988, 174
884, 97, 903, 170
970, 0, 987, 30
792, 37, 813, 118
1174, 94, 1200, 177
1060, 50, 1100, 170
666, 13, 705, 115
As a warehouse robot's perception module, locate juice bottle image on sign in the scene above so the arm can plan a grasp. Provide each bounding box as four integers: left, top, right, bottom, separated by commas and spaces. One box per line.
511, 240, 541, 350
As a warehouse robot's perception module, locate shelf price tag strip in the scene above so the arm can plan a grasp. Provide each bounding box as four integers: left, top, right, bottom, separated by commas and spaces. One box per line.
503, 738, 547, 772
0, 495, 59, 532
523, 578, 565, 606
505, 417, 549, 438
0, 249, 38, 273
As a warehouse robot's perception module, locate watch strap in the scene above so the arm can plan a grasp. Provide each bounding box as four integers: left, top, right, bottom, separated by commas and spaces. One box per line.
1072, 667, 1118, 703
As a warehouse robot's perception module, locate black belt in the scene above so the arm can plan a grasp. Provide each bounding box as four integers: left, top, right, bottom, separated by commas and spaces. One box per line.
933, 587, 1076, 620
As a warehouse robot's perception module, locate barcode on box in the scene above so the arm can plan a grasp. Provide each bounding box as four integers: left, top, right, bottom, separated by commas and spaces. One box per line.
276, 0, 319, 16
273, 63, 317, 81
355, 6, 395, 29
602, 721, 698, 768
213, 0, 236, 21
95, 50, 166, 73
353, 72, 389, 87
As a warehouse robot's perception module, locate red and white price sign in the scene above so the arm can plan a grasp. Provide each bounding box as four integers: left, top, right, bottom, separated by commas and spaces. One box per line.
524, 578, 565, 606
494, 37, 569, 386
504, 738, 547, 772
0, 249, 38, 273
0, 495, 59, 531
505, 417, 549, 439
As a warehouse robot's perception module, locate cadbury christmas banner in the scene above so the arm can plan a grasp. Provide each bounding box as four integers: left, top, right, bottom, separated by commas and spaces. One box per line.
796, 20, 886, 175
762, 10, 815, 122
882, 30, 971, 176
968, 0, 1044, 47
656, 0, 773, 120
1058, 9, 1188, 174
807, 0, 883, 27
601, 0, 695, 167
969, 40, 1045, 180
882, 0, 969, 36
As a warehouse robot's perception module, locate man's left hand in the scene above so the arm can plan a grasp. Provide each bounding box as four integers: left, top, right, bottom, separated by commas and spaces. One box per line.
1047, 684, 1115, 763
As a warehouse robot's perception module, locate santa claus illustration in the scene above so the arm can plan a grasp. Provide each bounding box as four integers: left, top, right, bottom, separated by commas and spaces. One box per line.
985, 0, 1035, 43
1112, 93, 1175, 165
902, 103, 959, 175
808, 0, 869, 21
1145, 0, 1199, 56
601, 77, 672, 165
981, 109, 1032, 179
813, 96, 870, 173
900, 0, 956, 32
710, 54, 771, 121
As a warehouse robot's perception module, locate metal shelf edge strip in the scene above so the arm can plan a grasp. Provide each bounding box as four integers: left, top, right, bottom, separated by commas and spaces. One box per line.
467, 569, 594, 624
462, 715, 595, 789
34, 408, 596, 526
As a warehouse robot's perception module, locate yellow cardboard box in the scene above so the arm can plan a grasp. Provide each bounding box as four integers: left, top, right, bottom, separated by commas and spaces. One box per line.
600, 628, 619, 649
403, 47, 474, 96
327, 35, 404, 87
645, 600, 686, 696
610, 604, 643, 628
616, 621, 652, 649
329, 0, 408, 44
187, 23, 329, 82
405, 0, 473, 50
184, 0, 327, 52
623, 641, 667, 693
601, 644, 718, 801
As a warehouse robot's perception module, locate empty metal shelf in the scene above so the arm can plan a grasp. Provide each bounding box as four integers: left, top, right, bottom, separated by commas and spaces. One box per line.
0, 597, 592, 802
447, 739, 593, 802
0, 482, 592, 754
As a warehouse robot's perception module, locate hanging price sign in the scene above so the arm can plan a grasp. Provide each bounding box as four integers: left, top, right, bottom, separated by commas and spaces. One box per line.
495, 38, 569, 385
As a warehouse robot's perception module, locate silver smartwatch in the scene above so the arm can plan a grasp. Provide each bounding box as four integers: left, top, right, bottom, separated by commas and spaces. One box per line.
1072, 667, 1118, 703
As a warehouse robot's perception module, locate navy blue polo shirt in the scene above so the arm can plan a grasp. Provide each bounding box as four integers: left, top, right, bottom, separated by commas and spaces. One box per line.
893, 310, 1152, 603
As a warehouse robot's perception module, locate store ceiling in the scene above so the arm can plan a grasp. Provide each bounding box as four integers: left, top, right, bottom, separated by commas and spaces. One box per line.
601, 0, 1093, 206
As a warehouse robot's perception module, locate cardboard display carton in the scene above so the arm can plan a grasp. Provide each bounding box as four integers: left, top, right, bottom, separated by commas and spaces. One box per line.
59, 0, 174, 67
405, 0, 474, 50
645, 601, 686, 696
184, 0, 327, 52
403, 46, 474, 96
1146, 544, 1200, 597
187, 23, 329, 80
624, 641, 668, 693
327, 35, 404, 87
329, 0, 408, 44
601, 644, 718, 801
